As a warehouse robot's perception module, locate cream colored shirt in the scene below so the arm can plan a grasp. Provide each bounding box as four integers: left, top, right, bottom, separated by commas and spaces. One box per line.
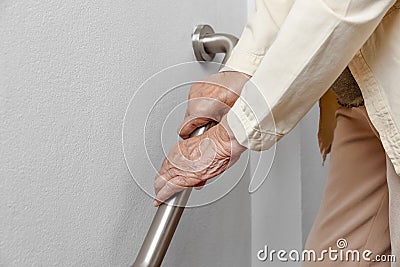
223, 0, 400, 175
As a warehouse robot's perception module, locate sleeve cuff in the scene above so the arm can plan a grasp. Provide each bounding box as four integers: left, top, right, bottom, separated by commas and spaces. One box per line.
227, 97, 283, 151
219, 49, 264, 77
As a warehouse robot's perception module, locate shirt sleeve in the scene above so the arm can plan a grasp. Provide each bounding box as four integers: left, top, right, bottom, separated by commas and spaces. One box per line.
220, 0, 295, 76
227, 0, 396, 151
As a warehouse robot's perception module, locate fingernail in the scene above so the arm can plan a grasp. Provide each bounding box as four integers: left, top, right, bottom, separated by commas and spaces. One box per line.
153, 200, 158, 207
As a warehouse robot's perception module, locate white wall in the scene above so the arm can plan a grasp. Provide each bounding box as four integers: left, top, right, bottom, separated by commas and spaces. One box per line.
300, 106, 329, 246
250, 125, 303, 267
0, 1, 249, 266
250, 106, 329, 267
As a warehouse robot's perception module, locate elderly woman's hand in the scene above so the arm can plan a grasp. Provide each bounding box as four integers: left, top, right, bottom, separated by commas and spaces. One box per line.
178, 71, 250, 139
154, 116, 246, 206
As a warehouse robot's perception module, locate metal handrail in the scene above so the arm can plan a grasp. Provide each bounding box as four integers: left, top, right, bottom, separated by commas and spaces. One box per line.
131, 24, 238, 267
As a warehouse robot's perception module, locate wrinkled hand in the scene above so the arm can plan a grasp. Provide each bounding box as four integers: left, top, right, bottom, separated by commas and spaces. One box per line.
178, 71, 250, 139
154, 116, 246, 206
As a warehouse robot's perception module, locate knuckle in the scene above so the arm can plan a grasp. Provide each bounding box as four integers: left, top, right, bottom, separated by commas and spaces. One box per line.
167, 167, 181, 179
161, 159, 169, 169
175, 176, 189, 187
167, 168, 176, 177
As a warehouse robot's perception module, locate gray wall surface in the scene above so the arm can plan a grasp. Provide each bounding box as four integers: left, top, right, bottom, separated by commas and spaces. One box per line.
0, 1, 249, 266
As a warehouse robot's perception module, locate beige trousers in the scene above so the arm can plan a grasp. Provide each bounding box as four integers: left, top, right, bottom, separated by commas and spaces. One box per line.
304, 106, 400, 266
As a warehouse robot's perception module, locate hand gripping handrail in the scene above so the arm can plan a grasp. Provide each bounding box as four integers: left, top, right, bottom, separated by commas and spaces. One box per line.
131, 24, 238, 267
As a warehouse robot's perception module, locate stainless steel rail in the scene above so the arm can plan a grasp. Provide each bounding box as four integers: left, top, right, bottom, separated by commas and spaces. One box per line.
132, 24, 238, 267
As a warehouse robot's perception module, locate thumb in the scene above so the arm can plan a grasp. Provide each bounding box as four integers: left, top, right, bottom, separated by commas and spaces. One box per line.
178, 116, 214, 139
